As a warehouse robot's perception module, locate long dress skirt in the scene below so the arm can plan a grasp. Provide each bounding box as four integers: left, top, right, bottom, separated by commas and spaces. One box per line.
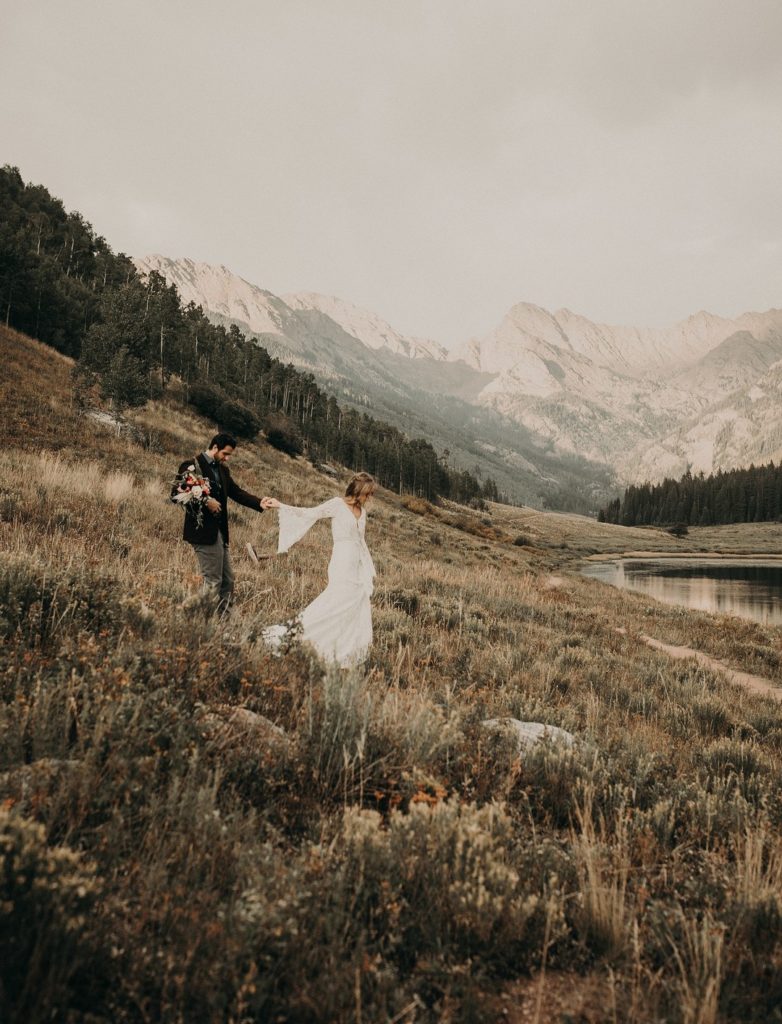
262, 497, 376, 668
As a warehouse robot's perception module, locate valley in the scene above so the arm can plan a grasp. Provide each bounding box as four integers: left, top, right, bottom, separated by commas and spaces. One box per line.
4, 323, 782, 1021
136, 255, 782, 505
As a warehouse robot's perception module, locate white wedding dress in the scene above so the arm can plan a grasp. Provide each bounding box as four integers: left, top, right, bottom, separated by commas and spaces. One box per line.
262, 497, 376, 667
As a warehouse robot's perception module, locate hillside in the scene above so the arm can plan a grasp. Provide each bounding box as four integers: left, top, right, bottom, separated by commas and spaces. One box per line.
3, 324, 782, 1022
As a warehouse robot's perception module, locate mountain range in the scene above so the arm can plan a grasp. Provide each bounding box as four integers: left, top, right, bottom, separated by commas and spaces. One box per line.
134, 254, 782, 504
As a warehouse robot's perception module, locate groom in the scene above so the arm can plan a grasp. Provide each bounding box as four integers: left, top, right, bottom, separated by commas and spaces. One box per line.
173, 433, 273, 614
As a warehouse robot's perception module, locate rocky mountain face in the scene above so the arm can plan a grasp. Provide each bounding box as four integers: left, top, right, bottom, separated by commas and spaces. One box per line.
460, 302, 782, 482
134, 254, 615, 509
283, 291, 448, 361
134, 254, 782, 501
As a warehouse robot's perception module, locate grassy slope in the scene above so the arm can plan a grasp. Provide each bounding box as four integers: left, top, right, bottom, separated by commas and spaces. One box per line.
2, 323, 782, 1023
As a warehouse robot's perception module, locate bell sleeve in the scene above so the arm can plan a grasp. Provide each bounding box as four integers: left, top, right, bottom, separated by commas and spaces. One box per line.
276, 497, 341, 553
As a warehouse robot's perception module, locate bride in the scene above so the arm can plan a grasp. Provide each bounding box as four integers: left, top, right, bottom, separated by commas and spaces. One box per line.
260, 472, 377, 667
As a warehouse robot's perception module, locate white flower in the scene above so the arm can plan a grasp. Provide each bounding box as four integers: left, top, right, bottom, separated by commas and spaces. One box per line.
187, 465, 196, 472
191, 485, 203, 498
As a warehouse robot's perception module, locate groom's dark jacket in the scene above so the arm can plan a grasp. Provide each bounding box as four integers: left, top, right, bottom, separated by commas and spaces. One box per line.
172, 452, 263, 545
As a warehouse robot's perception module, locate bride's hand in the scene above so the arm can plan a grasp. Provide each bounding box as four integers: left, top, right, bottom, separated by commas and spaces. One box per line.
261, 496, 280, 510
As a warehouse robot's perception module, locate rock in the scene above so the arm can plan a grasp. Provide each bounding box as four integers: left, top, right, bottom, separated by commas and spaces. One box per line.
544, 575, 566, 589
229, 707, 285, 737
199, 706, 289, 755
87, 409, 124, 431
481, 718, 576, 752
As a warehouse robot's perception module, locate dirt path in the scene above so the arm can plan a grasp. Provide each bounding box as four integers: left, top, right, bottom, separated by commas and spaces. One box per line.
617, 628, 782, 702
549, 575, 781, 702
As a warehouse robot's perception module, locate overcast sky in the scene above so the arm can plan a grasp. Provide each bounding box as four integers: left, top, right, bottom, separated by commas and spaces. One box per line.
2, 1, 781, 346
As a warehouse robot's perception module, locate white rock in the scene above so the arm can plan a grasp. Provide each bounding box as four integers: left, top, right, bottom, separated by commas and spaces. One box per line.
481, 718, 576, 752
200, 706, 288, 754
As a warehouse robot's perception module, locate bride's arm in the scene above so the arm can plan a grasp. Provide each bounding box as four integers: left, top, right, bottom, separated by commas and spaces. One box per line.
274, 497, 342, 553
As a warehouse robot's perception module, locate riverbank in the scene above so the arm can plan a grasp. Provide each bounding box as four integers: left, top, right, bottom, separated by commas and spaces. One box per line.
488, 501, 782, 563
583, 550, 782, 562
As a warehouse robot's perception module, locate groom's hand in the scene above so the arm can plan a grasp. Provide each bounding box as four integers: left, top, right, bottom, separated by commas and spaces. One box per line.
205, 498, 221, 515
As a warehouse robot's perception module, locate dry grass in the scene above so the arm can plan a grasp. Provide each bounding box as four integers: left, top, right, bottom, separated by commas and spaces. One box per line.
3, 324, 782, 1022
571, 783, 631, 960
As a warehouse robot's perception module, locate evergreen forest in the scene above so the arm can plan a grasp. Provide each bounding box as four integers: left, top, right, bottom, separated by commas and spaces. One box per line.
0, 165, 498, 504
599, 462, 782, 527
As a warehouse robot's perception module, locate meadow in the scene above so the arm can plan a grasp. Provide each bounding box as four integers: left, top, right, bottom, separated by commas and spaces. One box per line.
2, 323, 782, 1023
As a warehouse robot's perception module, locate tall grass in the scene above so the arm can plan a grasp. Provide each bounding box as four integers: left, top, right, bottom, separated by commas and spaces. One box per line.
571, 783, 630, 959
4, 325, 782, 1020
668, 911, 725, 1024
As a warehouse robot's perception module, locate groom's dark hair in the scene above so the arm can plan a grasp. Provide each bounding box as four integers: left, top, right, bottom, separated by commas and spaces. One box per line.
209, 432, 238, 450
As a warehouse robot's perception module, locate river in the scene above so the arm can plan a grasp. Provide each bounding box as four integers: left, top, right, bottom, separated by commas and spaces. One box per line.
581, 557, 782, 626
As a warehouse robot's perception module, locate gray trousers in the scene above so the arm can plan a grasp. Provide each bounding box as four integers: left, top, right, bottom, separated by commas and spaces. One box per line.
192, 538, 235, 614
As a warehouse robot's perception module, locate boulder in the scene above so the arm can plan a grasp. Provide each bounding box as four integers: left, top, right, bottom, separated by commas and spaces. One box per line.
200, 706, 289, 756
481, 718, 575, 752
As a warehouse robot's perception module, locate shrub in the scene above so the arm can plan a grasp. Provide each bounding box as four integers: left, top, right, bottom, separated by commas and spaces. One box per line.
99, 346, 149, 411
0, 554, 131, 647
512, 740, 602, 828
340, 800, 564, 970
726, 825, 782, 953
689, 696, 735, 738
263, 411, 304, 456
187, 383, 224, 420
448, 513, 509, 543
234, 801, 567, 1019
217, 398, 260, 439
70, 363, 99, 410
667, 522, 689, 538
571, 784, 631, 958
187, 385, 260, 438
295, 667, 461, 807
699, 739, 773, 781
0, 809, 100, 1024
401, 495, 436, 516
385, 588, 420, 616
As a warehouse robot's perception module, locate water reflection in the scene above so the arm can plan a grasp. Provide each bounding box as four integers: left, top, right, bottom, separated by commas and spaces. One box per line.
581, 559, 782, 626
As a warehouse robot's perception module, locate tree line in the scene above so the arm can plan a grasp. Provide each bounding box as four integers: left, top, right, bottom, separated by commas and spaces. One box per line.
599, 462, 782, 527
1, 165, 499, 504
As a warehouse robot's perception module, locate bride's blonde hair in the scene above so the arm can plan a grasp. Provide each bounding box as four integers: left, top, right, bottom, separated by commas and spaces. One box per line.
345, 472, 376, 506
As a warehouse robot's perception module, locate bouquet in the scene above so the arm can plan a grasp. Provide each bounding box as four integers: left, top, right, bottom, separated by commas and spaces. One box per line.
171, 463, 212, 527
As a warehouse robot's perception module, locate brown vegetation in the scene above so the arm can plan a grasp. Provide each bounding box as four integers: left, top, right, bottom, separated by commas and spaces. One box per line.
3, 324, 782, 1022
